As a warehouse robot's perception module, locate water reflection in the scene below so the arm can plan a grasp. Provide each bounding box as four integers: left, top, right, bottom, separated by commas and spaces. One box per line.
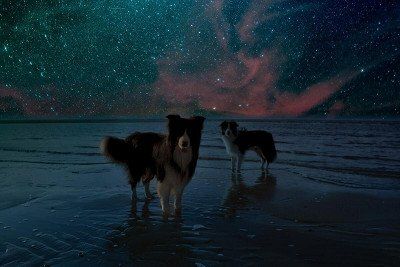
108, 171, 277, 264
109, 197, 218, 265
109, 200, 189, 265
223, 171, 277, 218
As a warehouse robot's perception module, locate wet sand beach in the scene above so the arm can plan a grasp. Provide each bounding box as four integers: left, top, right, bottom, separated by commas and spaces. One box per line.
0, 119, 399, 266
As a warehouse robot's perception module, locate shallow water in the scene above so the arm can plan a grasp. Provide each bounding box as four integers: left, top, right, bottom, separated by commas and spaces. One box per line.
0, 119, 399, 266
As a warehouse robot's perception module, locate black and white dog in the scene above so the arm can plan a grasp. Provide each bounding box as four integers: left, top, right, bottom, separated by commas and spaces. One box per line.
101, 115, 205, 216
220, 121, 277, 173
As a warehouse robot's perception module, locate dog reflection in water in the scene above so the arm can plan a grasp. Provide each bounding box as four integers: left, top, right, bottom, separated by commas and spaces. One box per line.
223, 172, 276, 218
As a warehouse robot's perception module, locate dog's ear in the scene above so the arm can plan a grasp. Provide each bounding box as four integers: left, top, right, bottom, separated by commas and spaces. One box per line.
192, 116, 205, 124
166, 114, 181, 133
220, 121, 228, 128
166, 114, 181, 120
191, 116, 205, 129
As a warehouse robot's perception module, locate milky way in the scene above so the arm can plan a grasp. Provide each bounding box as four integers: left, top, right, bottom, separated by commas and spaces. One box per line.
1, 0, 399, 117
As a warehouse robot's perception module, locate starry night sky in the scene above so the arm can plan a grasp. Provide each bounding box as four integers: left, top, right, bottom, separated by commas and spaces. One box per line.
1, 0, 399, 117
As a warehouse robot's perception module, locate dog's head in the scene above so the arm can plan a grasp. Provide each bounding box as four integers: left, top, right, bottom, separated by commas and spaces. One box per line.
220, 121, 239, 139
166, 115, 205, 152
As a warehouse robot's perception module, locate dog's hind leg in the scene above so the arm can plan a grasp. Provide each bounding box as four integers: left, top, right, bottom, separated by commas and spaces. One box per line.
260, 147, 271, 172
236, 153, 244, 173
130, 182, 138, 201
127, 163, 141, 201
261, 158, 266, 170
265, 161, 270, 174
129, 175, 139, 217
230, 157, 236, 172
144, 181, 154, 200
142, 169, 155, 200
255, 147, 266, 171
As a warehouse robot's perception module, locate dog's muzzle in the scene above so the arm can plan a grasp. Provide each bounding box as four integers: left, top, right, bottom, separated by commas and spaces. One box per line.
178, 132, 191, 151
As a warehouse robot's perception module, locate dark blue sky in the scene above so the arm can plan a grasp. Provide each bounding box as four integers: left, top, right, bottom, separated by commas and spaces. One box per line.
1, 0, 399, 117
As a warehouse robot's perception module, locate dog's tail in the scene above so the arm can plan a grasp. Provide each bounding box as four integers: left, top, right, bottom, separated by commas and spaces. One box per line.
100, 136, 134, 163
266, 133, 277, 163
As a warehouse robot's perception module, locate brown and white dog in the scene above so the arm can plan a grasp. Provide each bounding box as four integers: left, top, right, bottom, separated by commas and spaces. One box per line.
220, 121, 277, 173
101, 115, 205, 216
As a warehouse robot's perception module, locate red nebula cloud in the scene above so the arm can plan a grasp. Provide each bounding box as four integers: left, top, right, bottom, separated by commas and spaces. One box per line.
272, 73, 356, 116
154, 50, 275, 116
0, 87, 36, 114
152, 0, 357, 116
0, 85, 61, 116
328, 101, 345, 115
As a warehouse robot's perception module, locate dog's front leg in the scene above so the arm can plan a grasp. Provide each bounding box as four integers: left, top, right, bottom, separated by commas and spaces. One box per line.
174, 186, 185, 216
157, 181, 170, 217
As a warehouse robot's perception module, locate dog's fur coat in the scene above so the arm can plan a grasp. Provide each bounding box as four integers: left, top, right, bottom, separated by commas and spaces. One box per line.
101, 115, 205, 216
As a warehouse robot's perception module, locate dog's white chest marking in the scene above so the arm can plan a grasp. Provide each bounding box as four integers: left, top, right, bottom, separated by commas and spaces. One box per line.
221, 135, 239, 157
173, 147, 192, 171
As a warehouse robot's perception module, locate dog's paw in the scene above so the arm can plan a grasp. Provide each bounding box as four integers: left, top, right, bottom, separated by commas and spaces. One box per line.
162, 211, 170, 220
174, 208, 182, 217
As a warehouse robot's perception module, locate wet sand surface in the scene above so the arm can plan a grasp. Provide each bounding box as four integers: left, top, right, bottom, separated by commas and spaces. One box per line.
0, 119, 399, 266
